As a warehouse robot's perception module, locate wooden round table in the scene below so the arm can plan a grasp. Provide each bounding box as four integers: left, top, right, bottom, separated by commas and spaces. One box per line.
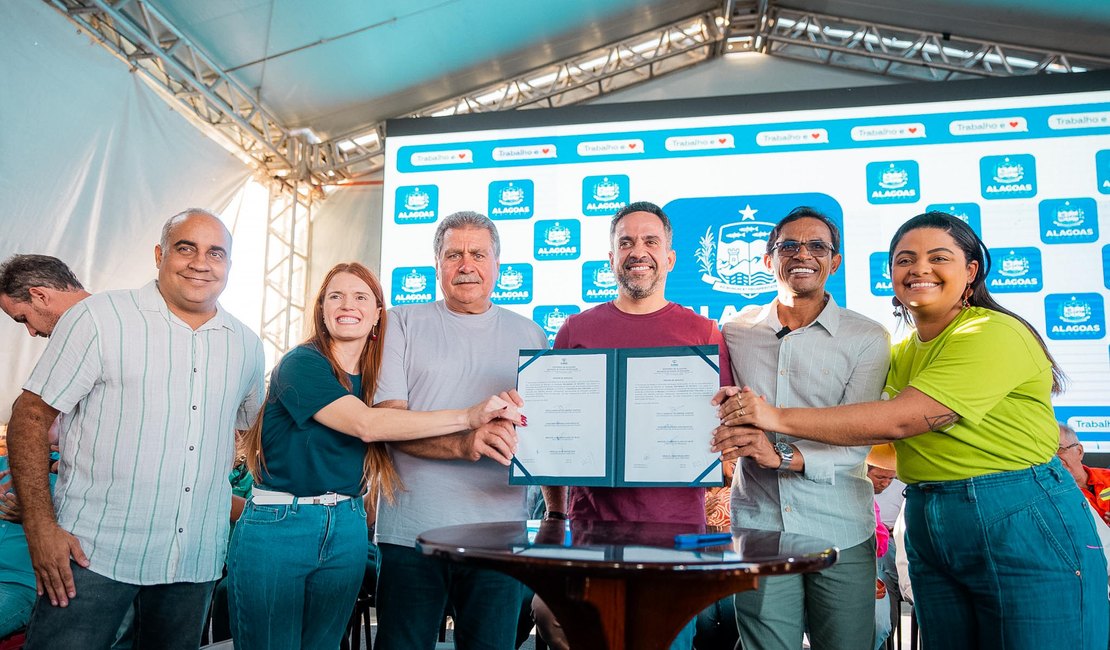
417, 520, 837, 650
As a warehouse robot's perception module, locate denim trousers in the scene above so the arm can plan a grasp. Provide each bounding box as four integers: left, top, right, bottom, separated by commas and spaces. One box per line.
734, 536, 877, 650
375, 542, 523, 650
904, 456, 1110, 650
0, 581, 35, 638
23, 564, 214, 650
227, 497, 368, 650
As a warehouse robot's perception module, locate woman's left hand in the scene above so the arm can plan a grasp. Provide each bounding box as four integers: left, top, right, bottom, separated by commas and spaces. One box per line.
713, 386, 780, 431
467, 389, 526, 430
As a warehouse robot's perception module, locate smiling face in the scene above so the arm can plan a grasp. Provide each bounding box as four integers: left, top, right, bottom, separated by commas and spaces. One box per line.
891, 227, 978, 327
155, 213, 232, 323
766, 217, 841, 299
436, 226, 499, 314
609, 211, 676, 302
321, 271, 381, 344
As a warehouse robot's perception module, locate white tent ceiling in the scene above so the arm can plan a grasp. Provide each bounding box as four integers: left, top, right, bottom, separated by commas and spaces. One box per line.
40, 0, 1110, 184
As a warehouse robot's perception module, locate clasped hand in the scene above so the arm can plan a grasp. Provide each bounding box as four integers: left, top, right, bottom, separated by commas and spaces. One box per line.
709, 386, 782, 469
464, 389, 526, 466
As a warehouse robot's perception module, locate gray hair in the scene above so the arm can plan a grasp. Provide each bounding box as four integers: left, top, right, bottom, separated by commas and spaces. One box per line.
159, 208, 226, 251
432, 211, 501, 259
0, 254, 84, 302
1059, 422, 1079, 446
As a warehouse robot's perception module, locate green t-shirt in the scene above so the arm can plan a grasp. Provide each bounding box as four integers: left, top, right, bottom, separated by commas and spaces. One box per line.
259, 344, 367, 496
885, 307, 1057, 483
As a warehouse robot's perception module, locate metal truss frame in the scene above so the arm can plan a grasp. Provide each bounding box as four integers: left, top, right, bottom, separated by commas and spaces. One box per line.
43, 0, 321, 182
315, 10, 726, 181
739, 6, 1110, 81
260, 180, 313, 368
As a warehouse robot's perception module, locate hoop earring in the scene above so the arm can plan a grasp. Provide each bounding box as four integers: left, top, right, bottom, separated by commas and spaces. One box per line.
891, 300, 907, 320
370, 324, 379, 341
962, 284, 972, 309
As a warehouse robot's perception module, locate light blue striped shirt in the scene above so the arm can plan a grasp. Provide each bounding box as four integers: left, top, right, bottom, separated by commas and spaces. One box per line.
24, 281, 264, 585
723, 297, 890, 549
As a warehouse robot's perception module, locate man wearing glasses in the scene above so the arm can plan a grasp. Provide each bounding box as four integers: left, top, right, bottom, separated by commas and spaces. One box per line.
717, 206, 891, 650
1057, 422, 1110, 525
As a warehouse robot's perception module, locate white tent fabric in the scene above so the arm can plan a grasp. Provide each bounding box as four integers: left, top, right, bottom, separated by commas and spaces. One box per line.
0, 0, 252, 422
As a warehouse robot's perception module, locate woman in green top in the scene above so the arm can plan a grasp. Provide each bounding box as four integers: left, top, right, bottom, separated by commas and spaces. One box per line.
227, 262, 523, 650
712, 212, 1107, 650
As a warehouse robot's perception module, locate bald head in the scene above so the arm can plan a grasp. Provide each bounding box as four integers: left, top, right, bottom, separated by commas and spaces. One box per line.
160, 209, 231, 254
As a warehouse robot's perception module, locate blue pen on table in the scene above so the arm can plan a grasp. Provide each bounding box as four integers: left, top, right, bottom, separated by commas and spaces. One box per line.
674, 532, 733, 548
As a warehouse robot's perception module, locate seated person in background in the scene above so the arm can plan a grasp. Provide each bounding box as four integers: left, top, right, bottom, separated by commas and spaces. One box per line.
0, 424, 59, 638
209, 452, 255, 643
695, 460, 739, 650
1056, 422, 1110, 524
867, 444, 897, 650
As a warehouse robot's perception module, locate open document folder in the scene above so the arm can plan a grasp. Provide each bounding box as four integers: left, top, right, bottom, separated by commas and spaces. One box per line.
510, 346, 724, 487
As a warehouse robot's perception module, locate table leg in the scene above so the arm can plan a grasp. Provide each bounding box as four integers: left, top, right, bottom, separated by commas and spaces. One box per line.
516, 570, 759, 650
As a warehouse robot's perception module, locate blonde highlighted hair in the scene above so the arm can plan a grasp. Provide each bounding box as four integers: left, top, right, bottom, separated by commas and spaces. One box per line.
243, 262, 401, 502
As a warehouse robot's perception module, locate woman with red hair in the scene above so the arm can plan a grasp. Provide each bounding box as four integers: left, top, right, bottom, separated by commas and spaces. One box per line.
227, 262, 522, 650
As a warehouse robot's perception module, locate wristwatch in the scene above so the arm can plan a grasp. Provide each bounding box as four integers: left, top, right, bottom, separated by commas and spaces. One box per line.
773, 441, 795, 471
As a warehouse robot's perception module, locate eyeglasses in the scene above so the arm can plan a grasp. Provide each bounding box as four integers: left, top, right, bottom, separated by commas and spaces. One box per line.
772, 239, 836, 258
1057, 442, 1080, 454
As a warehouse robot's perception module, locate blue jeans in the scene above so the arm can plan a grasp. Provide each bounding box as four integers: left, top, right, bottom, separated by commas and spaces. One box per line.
0, 581, 35, 637
23, 564, 214, 650
904, 457, 1109, 650
375, 542, 522, 650
227, 498, 367, 650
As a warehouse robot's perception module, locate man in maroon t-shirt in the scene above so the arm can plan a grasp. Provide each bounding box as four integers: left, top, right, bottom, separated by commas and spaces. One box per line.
532, 201, 732, 650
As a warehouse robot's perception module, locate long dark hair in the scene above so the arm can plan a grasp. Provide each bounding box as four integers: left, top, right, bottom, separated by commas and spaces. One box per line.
888, 211, 1066, 394
244, 262, 402, 500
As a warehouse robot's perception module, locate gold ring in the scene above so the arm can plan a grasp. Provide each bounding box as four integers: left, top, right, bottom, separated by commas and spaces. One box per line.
738, 406, 746, 417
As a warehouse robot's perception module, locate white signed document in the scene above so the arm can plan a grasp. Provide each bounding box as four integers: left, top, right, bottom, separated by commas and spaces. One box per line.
511, 346, 722, 487
621, 354, 721, 484
513, 351, 609, 480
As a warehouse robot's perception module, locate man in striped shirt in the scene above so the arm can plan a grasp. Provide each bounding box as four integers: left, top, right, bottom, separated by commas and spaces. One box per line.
7, 209, 264, 650
712, 207, 890, 650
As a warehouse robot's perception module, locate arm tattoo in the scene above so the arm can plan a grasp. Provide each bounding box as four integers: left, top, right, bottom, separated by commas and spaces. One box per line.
924, 411, 960, 432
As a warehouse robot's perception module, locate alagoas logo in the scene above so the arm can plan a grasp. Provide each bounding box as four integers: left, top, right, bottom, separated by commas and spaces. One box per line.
694, 204, 777, 298
581, 260, 618, 302
491, 264, 533, 305
869, 252, 893, 296
1039, 198, 1099, 244
487, 180, 534, 220
986, 247, 1042, 293
394, 185, 438, 223
534, 220, 581, 260
980, 154, 1037, 199
1045, 293, 1105, 340
1098, 150, 1110, 195
390, 266, 435, 305
532, 305, 580, 345
1104, 244, 1110, 290
582, 175, 629, 216
664, 193, 846, 323
866, 161, 920, 204
926, 203, 982, 237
